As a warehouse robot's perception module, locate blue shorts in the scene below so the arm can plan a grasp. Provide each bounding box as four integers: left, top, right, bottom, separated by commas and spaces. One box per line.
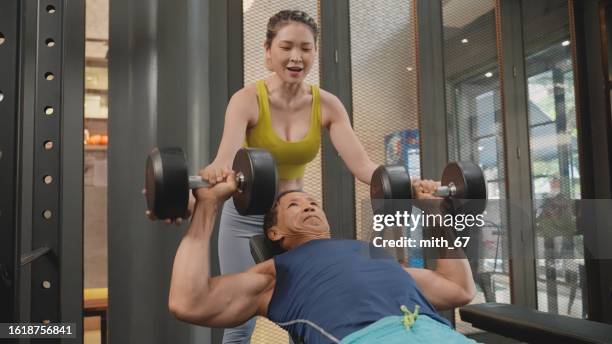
341, 315, 476, 344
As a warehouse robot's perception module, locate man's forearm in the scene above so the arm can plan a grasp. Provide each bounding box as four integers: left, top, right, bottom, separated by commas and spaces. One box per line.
434, 258, 476, 301
411, 185, 477, 307
432, 226, 476, 301
168, 201, 220, 313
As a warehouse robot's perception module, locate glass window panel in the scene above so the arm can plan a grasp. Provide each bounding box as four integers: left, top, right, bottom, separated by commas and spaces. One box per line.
442, 0, 510, 334
523, 0, 585, 319
476, 91, 495, 136
477, 136, 498, 175
529, 124, 559, 163
528, 70, 556, 125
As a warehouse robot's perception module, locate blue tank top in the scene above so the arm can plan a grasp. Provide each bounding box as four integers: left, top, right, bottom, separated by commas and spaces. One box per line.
268, 239, 450, 343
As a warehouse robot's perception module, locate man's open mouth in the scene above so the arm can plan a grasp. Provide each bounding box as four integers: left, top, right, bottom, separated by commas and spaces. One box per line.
304, 215, 318, 221
287, 67, 303, 72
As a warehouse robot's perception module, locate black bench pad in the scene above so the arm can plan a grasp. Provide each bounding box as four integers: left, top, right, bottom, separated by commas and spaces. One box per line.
249, 234, 284, 263
460, 303, 612, 344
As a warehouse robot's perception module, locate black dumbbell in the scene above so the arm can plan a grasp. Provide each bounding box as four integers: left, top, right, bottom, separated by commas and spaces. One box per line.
145, 147, 278, 219
370, 162, 487, 215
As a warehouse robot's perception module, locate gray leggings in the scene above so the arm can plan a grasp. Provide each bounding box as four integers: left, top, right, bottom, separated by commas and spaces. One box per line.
218, 200, 264, 344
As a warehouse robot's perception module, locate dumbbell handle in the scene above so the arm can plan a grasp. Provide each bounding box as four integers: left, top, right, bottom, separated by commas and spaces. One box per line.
188, 173, 246, 191
433, 183, 456, 198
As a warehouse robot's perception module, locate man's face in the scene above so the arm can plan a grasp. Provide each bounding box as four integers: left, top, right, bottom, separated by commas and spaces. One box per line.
267, 192, 330, 250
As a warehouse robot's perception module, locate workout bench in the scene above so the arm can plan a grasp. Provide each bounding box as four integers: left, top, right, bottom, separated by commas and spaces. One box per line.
460, 303, 612, 344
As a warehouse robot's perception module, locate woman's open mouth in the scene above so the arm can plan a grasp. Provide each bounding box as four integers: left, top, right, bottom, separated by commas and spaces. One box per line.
287, 66, 303, 75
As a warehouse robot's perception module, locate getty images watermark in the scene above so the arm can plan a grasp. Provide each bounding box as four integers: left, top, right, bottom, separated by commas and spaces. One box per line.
358, 199, 612, 259
371, 210, 484, 249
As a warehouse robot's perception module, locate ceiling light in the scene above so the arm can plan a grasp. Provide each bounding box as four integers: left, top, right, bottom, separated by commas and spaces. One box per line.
406, 66, 413, 72
485, 72, 493, 78
562, 40, 570, 47
461, 38, 469, 44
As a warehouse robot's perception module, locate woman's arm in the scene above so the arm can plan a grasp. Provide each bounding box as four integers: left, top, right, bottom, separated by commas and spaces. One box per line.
321, 91, 378, 184
201, 87, 258, 183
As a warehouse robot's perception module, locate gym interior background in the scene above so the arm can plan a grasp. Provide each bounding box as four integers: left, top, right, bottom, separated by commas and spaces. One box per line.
1, 0, 612, 343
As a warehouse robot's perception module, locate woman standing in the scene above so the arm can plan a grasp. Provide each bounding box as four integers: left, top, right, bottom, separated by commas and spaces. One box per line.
203, 10, 378, 343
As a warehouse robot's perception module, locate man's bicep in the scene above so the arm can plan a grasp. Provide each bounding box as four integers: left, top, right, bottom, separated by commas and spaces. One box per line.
179, 267, 272, 327
200, 270, 272, 327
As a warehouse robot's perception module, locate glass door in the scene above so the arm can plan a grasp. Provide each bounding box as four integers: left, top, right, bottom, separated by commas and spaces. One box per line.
521, 0, 585, 318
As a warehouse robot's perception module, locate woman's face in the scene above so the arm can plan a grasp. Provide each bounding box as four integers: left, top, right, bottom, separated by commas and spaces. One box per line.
265, 22, 317, 84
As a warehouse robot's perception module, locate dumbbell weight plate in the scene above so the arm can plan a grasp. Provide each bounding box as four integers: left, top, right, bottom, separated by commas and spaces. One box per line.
441, 161, 487, 215
146, 147, 279, 219
232, 148, 278, 215
146, 147, 190, 220
370, 165, 413, 215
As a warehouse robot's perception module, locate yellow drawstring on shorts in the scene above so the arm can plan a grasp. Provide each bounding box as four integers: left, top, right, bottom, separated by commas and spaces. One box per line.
400, 305, 420, 330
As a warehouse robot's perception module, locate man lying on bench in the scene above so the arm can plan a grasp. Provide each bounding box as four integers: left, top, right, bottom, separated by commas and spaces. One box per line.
168, 172, 477, 343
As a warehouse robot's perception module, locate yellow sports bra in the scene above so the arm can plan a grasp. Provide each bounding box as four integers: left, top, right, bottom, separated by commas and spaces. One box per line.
245, 80, 322, 180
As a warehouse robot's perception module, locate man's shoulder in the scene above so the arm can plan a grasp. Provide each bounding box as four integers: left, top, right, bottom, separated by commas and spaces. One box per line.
299, 238, 384, 254
287, 239, 365, 254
